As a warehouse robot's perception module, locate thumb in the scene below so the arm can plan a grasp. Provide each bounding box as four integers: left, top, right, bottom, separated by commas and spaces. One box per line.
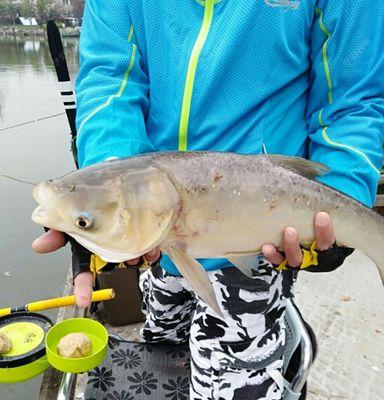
32, 230, 67, 253
74, 272, 93, 308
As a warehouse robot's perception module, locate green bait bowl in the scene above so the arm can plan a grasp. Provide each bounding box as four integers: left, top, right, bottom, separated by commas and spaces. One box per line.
45, 318, 108, 373
0, 313, 53, 383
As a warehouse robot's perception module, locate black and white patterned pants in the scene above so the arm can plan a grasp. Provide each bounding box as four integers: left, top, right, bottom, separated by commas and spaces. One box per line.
140, 259, 287, 400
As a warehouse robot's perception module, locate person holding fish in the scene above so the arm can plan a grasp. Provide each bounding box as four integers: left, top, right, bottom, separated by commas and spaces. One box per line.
33, 1, 384, 399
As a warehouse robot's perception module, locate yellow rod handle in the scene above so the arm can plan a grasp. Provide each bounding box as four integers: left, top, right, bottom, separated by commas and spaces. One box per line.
0, 308, 11, 318
0, 289, 115, 318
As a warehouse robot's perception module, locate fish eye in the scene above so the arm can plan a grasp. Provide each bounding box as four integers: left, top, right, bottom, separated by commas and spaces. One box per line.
75, 214, 93, 229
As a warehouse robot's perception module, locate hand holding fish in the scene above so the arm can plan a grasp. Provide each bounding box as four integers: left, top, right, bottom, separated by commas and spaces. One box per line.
262, 212, 355, 273
262, 212, 335, 268
32, 230, 94, 307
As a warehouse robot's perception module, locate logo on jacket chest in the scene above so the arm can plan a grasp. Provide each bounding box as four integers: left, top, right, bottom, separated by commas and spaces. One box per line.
264, 0, 301, 10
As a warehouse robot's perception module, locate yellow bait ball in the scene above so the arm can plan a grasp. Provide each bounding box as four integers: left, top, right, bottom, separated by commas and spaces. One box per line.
0, 332, 12, 354
57, 333, 92, 358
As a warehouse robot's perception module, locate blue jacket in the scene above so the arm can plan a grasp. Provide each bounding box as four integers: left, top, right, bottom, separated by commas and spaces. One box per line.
76, 0, 384, 275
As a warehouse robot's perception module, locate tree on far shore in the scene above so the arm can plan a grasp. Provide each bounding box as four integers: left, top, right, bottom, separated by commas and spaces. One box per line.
35, 0, 71, 23
71, 0, 83, 20
20, 0, 36, 23
35, 0, 51, 22
0, 0, 21, 25
0, 0, 84, 25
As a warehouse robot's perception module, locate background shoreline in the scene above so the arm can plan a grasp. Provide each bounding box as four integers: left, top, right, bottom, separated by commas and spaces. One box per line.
0, 25, 79, 38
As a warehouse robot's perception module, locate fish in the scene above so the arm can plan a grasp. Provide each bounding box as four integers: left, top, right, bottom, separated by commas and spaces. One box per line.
31, 152, 384, 316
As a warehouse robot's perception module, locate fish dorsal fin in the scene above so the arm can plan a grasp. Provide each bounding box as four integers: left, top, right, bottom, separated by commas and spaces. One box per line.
267, 155, 330, 179
165, 246, 223, 318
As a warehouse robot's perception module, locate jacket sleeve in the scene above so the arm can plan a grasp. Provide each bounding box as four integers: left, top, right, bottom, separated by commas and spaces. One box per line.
75, 0, 155, 168
306, 1, 384, 207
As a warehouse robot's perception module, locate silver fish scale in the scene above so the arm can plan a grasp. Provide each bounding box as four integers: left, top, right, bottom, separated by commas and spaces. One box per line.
151, 152, 340, 203
57, 152, 364, 215
153, 152, 311, 202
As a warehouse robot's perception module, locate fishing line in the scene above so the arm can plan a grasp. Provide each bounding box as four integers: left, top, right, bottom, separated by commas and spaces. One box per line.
0, 174, 36, 186
0, 112, 66, 133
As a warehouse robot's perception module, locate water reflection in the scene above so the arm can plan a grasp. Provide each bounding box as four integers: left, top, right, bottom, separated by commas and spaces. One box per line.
24, 39, 40, 52
0, 36, 77, 400
0, 36, 78, 74
0, 37, 78, 127
0, 89, 3, 121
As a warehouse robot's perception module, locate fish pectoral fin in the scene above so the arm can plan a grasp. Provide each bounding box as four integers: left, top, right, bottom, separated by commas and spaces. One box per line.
166, 246, 223, 318
227, 256, 261, 277
268, 155, 330, 179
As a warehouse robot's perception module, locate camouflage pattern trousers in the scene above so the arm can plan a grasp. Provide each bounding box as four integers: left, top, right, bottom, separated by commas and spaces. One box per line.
140, 260, 287, 400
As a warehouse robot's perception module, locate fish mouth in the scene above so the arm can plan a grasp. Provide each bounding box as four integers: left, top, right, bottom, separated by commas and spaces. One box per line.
32, 184, 48, 225
31, 182, 57, 228
31, 204, 57, 229
32, 205, 48, 224
32, 183, 46, 204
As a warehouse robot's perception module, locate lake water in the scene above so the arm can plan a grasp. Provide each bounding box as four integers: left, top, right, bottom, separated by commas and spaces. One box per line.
0, 36, 78, 400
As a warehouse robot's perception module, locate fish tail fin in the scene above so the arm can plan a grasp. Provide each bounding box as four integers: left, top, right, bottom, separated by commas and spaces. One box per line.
334, 205, 384, 287
365, 242, 384, 287
358, 209, 384, 288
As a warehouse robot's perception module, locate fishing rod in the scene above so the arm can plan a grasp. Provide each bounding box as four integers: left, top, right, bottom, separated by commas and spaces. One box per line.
0, 289, 115, 318
0, 112, 66, 133
46, 19, 78, 167
46, 20, 93, 289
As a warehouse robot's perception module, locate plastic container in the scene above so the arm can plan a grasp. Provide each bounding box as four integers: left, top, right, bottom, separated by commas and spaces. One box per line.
0, 313, 53, 383
45, 318, 108, 373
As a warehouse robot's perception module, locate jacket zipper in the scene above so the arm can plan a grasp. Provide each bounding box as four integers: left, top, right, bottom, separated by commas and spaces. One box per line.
178, 0, 215, 151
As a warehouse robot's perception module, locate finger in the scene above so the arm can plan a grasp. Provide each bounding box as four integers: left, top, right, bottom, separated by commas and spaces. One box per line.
145, 247, 161, 263
32, 230, 67, 253
315, 212, 335, 251
74, 272, 93, 308
125, 257, 141, 266
284, 227, 302, 267
262, 244, 285, 265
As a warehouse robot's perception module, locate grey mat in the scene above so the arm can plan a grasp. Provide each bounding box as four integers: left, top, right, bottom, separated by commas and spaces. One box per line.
85, 337, 191, 400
